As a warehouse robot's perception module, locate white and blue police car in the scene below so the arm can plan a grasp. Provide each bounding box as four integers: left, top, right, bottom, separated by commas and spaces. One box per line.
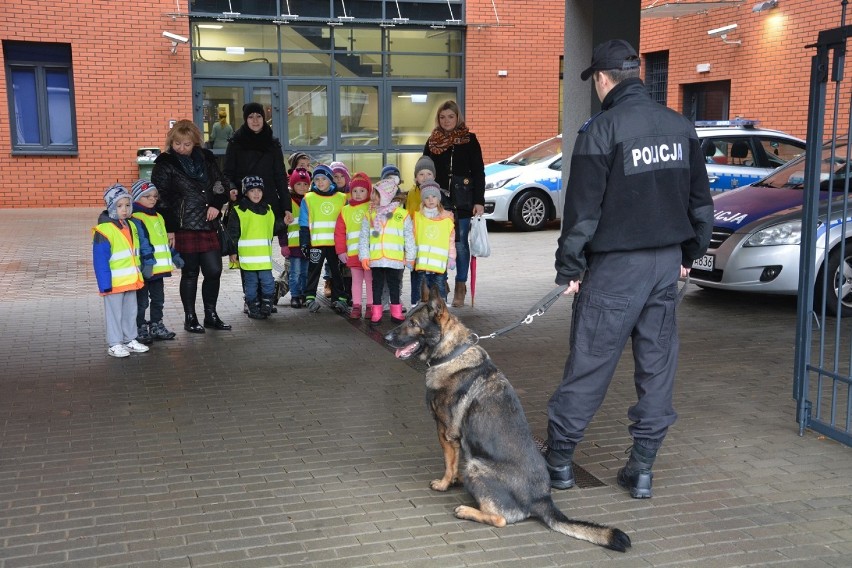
483, 120, 805, 231
690, 139, 852, 316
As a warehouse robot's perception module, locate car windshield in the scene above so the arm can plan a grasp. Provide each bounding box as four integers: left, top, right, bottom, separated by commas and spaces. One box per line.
753, 143, 852, 190
503, 136, 562, 166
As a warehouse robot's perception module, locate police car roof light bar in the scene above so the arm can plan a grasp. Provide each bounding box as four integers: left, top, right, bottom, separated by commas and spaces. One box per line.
695, 119, 760, 128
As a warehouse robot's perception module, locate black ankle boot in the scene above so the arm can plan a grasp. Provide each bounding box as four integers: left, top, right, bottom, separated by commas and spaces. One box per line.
545, 447, 575, 490
617, 443, 658, 499
184, 313, 205, 334
203, 306, 231, 330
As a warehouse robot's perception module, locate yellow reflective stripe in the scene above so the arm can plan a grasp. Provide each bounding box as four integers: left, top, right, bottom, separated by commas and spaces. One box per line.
240, 238, 271, 246
110, 249, 133, 261
152, 244, 170, 253
417, 257, 446, 270
111, 266, 139, 278
417, 244, 449, 256
311, 221, 336, 229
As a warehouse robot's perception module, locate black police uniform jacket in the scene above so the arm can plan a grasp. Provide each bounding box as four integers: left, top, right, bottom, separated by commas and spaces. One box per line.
555, 78, 713, 284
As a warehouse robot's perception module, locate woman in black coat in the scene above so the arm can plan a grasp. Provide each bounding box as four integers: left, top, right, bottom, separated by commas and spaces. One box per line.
423, 100, 486, 307
223, 102, 293, 226
152, 119, 231, 333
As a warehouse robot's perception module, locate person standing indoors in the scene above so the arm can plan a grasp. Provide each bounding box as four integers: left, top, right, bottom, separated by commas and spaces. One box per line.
152, 119, 232, 333
208, 109, 233, 150
423, 100, 485, 308
545, 40, 713, 500
223, 102, 293, 227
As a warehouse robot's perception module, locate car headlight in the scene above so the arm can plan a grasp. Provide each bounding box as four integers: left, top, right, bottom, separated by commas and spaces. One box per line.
485, 176, 517, 190
744, 220, 802, 246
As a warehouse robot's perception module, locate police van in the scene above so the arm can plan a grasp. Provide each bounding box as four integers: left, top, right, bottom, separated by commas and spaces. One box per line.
696, 119, 806, 192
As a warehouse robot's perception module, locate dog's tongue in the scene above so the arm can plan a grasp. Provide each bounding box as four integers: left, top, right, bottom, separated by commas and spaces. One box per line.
395, 342, 418, 359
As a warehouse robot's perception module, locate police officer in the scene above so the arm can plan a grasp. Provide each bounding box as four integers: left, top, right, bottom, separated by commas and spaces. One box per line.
545, 39, 713, 498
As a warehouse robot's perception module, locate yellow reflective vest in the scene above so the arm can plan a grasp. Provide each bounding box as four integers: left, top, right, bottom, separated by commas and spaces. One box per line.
93, 221, 144, 293
341, 202, 369, 257
369, 208, 409, 262
413, 212, 454, 273
234, 205, 275, 270
287, 198, 301, 248
131, 211, 172, 276
304, 191, 346, 246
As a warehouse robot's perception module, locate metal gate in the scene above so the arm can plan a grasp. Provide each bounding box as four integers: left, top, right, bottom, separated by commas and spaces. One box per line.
794, 5, 852, 447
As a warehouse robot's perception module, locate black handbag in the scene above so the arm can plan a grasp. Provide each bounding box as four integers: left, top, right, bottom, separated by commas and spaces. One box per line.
217, 217, 237, 256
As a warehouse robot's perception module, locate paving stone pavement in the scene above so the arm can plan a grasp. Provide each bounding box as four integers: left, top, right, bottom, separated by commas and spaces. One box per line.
2, 208, 852, 567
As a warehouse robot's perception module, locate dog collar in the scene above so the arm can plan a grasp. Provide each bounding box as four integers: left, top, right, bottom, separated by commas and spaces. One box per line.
427, 335, 477, 367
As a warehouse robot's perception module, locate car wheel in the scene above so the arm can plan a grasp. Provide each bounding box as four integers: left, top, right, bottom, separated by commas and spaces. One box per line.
509, 190, 549, 231
816, 245, 852, 317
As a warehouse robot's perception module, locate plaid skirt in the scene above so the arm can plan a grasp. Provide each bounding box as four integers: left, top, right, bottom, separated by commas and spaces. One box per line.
174, 230, 220, 255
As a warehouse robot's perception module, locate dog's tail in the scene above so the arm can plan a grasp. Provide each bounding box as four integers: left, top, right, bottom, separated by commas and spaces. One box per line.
535, 498, 631, 552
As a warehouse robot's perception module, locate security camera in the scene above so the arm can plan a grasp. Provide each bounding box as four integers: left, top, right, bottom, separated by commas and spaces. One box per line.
162, 31, 189, 43
708, 24, 737, 37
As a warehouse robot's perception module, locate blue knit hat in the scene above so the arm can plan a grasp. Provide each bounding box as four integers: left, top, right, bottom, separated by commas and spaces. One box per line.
131, 179, 157, 202
380, 164, 401, 181
312, 164, 334, 185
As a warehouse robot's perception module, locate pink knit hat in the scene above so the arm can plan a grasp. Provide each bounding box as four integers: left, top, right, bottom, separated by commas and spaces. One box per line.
373, 178, 398, 207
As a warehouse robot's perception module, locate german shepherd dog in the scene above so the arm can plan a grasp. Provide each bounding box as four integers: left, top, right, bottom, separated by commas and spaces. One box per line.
384, 288, 631, 552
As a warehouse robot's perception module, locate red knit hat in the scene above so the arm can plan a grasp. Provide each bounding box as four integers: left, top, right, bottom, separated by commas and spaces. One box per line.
289, 167, 311, 188
349, 172, 372, 198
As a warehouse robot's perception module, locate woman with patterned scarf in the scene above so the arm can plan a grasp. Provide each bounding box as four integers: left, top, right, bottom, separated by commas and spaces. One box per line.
423, 100, 485, 308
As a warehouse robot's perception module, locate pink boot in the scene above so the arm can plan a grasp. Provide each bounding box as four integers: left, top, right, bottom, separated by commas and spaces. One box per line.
369, 304, 383, 325
390, 304, 405, 323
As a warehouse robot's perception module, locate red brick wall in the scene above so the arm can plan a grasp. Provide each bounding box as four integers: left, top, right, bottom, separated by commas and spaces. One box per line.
641, 0, 841, 140
464, 0, 565, 163
0, 0, 192, 208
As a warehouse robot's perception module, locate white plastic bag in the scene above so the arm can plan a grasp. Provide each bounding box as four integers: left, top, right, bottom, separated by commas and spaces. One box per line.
469, 217, 491, 258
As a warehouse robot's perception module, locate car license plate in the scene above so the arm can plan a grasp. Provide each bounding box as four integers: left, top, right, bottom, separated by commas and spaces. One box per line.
692, 254, 714, 271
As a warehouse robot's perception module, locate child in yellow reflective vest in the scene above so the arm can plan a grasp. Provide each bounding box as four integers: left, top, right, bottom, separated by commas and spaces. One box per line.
129, 179, 183, 343
227, 176, 285, 319
93, 184, 149, 358
334, 172, 372, 319
411, 180, 456, 303
359, 177, 416, 325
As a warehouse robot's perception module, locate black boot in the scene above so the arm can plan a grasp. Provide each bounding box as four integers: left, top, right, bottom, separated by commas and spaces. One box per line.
616, 443, 658, 499
184, 313, 205, 334
260, 298, 273, 318
247, 301, 265, 320
545, 447, 575, 490
203, 306, 232, 330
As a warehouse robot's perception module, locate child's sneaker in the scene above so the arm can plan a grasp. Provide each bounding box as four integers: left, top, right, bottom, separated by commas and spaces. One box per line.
125, 339, 150, 353
307, 298, 321, 313
108, 344, 130, 358
291, 297, 303, 309
331, 299, 348, 315
349, 305, 362, 319
149, 321, 176, 340
136, 323, 153, 345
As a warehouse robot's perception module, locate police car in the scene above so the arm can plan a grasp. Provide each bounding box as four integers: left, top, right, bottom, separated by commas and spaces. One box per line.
696, 119, 806, 192
483, 121, 805, 231
690, 139, 852, 316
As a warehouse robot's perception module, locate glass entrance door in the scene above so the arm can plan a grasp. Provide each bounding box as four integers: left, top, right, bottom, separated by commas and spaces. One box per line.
194, 80, 280, 153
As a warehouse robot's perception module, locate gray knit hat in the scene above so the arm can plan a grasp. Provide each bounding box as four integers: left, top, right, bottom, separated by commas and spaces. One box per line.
420, 180, 441, 202
414, 155, 436, 179
103, 183, 131, 220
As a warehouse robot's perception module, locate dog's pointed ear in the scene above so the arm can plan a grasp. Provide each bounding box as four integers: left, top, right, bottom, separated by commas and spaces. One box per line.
427, 284, 446, 315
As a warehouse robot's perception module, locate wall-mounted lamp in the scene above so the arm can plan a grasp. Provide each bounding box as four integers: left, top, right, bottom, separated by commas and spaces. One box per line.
753, 0, 778, 12
497, 70, 508, 77
708, 24, 741, 45
696, 63, 711, 73
163, 31, 188, 54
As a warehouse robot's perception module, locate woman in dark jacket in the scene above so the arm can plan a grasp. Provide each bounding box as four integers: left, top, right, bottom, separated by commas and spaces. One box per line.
423, 100, 486, 307
223, 102, 292, 226
152, 119, 232, 333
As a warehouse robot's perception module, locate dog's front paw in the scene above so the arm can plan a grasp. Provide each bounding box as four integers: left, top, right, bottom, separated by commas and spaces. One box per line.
430, 478, 451, 491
